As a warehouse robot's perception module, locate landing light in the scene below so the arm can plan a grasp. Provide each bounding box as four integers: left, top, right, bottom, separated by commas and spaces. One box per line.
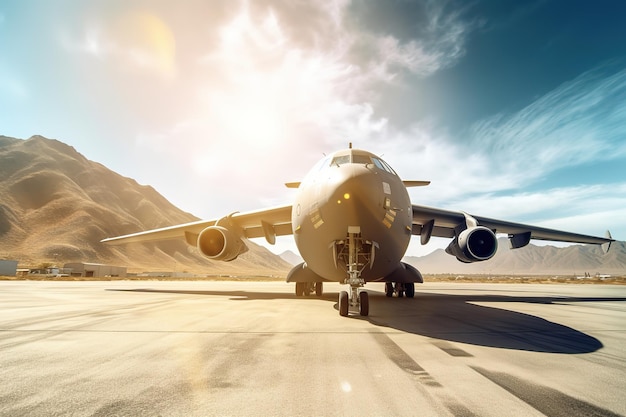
343, 193, 351, 200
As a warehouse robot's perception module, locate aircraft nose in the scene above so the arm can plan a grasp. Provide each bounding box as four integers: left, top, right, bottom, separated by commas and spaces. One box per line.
331, 166, 381, 211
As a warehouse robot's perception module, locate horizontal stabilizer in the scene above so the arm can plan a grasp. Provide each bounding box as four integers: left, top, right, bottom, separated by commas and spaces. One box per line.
403, 181, 430, 187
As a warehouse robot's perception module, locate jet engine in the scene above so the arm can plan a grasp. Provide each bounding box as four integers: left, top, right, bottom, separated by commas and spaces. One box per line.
446, 226, 498, 263
197, 226, 248, 261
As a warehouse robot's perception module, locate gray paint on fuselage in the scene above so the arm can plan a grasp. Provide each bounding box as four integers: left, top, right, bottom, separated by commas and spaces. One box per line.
292, 149, 412, 282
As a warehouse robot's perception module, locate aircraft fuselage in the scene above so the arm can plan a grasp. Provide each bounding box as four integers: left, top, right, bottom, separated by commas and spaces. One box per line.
292, 148, 412, 282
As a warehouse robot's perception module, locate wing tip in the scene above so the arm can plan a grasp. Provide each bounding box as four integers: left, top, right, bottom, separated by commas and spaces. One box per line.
602, 230, 614, 253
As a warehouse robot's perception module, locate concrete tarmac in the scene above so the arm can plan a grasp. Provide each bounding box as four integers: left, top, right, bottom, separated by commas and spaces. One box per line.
1, 280, 625, 417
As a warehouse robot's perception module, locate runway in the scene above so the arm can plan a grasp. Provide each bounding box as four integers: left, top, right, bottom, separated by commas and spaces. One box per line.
1, 280, 625, 417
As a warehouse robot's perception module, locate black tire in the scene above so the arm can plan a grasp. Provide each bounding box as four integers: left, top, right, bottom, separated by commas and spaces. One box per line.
359, 291, 369, 316
315, 282, 323, 297
385, 282, 394, 297
295, 282, 304, 297
339, 291, 349, 316
405, 283, 415, 298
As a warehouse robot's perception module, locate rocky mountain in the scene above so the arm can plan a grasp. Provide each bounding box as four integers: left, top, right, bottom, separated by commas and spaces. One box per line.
0, 135, 292, 275
404, 238, 626, 275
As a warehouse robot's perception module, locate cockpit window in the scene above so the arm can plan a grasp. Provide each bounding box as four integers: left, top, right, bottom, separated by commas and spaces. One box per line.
331, 155, 351, 166
372, 157, 397, 175
352, 154, 371, 164
380, 159, 397, 175
328, 152, 398, 176
371, 157, 385, 170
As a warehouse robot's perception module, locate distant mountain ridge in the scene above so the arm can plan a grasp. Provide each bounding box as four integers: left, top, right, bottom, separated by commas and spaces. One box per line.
0, 135, 292, 274
404, 238, 626, 275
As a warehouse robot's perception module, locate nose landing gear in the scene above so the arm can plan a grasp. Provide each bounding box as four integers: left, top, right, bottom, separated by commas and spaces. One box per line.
338, 278, 369, 317
335, 227, 373, 317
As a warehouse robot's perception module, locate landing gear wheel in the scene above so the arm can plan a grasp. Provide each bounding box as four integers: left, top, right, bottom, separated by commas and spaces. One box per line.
315, 282, 323, 297
385, 282, 394, 297
295, 282, 308, 297
359, 291, 369, 316
405, 283, 415, 298
338, 291, 349, 317
394, 283, 404, 298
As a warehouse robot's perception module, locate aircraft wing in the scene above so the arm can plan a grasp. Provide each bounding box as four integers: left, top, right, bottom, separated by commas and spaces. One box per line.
101, 205, 293, 245
411, 204, 613, 247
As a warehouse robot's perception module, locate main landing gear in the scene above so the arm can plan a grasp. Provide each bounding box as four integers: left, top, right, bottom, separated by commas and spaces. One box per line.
295, 282, 323, 297
385, 282, 415, 298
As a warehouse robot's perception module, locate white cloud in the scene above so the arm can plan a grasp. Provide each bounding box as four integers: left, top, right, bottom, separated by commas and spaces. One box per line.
468, 67, 626, 181
377, 67, 626, 212
367, 4, 473, 81
371, 66, 626, 255
131, 1, 474, 209
447, 183, 626, 222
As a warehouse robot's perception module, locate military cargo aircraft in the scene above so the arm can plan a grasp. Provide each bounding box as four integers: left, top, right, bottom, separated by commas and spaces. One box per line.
102, 145, 614, 316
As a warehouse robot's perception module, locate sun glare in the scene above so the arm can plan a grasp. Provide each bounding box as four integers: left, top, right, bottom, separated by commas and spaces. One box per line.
187, 5, 360, 178
199, 10, 307, 152
115, 11, 176, 78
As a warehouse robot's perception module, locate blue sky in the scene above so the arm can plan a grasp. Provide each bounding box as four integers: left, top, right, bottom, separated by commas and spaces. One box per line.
1, 0, 625, 256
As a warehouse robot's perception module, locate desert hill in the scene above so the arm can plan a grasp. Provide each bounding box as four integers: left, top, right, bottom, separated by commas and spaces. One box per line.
0, 135, 292, 275
404, 238, 626, 275
279, 250, 304, 266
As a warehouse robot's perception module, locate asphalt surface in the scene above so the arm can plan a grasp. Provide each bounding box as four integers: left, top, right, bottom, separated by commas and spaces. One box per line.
1, 280, 625, 417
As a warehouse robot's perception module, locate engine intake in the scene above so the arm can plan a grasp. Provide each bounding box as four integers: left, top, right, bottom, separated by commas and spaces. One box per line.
446, 226, 498, 263
197, 226, 248, 261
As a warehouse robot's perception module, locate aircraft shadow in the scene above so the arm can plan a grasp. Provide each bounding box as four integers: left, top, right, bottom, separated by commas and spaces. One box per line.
108, 288, 624, 354
365, 292, 626, 354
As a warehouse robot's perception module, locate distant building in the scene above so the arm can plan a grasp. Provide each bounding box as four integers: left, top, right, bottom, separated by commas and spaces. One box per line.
16, 268, 30, 277
63, 263, 127, 278
0, 260, 18, 276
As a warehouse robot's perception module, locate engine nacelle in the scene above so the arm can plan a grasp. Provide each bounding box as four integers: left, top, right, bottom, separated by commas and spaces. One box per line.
197, 226, 248, 261
446, 226, 498, 263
